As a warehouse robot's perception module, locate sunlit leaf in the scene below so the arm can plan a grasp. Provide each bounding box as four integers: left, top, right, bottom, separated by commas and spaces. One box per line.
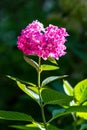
24, 56, 39, 71
41, 64, 59, 72
74, 79, 87, 104
76, 102, 87, 120
41, 75, 68, 87
11, 124, 40, 130
11, 125, 40, 130
27, 86, 39, 94
63, 80, 73, 96
48, 57, 58, 65
11, 122, 45, 130
0, 110, 33, 122
41, 88, 73, 106
17, 81, 40, 104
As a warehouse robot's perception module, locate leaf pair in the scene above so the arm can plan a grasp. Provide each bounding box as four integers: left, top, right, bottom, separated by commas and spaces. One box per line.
63, 79, 87, 105
63, 79, 87, 120
24, 56, 59, 72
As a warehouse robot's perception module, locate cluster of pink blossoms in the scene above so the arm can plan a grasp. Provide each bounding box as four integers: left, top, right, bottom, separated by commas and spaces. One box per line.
17, 20, 69, 60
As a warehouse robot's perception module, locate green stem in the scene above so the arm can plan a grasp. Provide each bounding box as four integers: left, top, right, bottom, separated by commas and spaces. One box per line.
73, 113, 77, 130
38, 56, 47, 130
74, 119, 77, 130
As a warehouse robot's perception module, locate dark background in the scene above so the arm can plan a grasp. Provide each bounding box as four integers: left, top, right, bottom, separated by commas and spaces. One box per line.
0, 0, 87, 129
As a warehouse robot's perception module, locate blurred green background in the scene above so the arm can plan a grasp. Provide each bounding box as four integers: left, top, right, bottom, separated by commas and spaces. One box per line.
0, 0, 87, 129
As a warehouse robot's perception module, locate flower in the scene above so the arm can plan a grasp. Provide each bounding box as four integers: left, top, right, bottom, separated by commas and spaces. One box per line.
17, 20, 69, 60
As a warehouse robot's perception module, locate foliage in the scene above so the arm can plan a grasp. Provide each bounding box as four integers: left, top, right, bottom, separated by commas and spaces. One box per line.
0, 56, 87, 130
0, 0, 87, 129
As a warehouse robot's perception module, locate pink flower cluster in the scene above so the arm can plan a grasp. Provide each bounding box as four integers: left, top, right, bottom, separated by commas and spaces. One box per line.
17, 20, 69, 60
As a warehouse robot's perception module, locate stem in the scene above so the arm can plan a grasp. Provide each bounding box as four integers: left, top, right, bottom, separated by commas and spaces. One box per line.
38, 57, 47, 130
74, 119, 77, 130
73, 113, 77, 130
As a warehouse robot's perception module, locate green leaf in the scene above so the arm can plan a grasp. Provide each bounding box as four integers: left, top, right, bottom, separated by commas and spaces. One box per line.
41, 88, 73, 106
16, 81, 40, 104
74, 79, 87, 104
11, 123, 60, 130
11, 124, 40, 130
48, 57, 58, 65
48, 106, 87, 123
24, 56, 39, 71
7, 75, 36, 87
63, 80, 73, 96
0, 110, 33, 122
41, 75, 68, 87
41, 64, 59, 72
76, 102, 87, 120
11, 122, 45, 130
7, 75, 39, 104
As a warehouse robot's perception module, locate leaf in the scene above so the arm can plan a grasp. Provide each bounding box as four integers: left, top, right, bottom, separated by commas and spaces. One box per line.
63, 80, 73, 96
41, 88, 73, 106
11, 124, 40, 130
7, 75, 39, 104
7, 75, 36, 87
48, 106, 87, 123
11, 123, 61, 130
16, 81, 40, 104
76, 102, 87, 120
74, 79, 87, 104
48, 57, 58, 65
11, 122, 45, 130
41, 64, 59, 72
0, 110, 33, 122
41, 75, 68, 87
24, 56, 39, 71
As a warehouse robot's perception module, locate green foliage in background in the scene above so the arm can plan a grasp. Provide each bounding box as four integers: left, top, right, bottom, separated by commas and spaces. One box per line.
0, 0, 87, 129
